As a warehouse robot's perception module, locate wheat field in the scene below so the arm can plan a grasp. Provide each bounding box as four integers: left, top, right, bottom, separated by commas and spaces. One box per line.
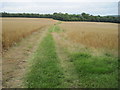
59, 22, 118, 50
2, 18, 118, 88
2, 18, 57, 49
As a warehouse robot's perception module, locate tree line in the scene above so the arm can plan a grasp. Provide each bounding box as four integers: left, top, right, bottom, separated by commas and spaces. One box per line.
1, 12, 120, 23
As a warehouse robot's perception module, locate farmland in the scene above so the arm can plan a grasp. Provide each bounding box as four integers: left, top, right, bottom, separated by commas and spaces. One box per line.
59, 22, 118, 50
2, 18, 118, 88
2, 18, 57, 49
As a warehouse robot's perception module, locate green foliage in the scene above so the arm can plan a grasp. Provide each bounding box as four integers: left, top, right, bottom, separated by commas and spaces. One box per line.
1, 12, 119, 23
70, 52, 118, 88
25, 33, 64, 88
1, 12, 53, 18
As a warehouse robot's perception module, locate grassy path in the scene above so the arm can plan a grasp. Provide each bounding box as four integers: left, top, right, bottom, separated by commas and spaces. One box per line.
52, 32, 81, 88
25, 29, 64, 88
25, 24, 81, 88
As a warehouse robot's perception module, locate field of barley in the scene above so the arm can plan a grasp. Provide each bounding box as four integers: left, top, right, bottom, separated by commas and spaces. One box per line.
59, 22, 118, 50
2, 18, 118, 88
2, 18, 57, 49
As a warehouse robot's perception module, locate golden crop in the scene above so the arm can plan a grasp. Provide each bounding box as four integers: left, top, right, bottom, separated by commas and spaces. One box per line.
59, 22, 118, 50
2, 18, 57, 49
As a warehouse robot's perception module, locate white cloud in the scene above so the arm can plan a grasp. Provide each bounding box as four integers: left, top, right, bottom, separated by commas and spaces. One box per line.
0, 0, 119, 2
1, 2, 118, 16
60, 0, 119, 2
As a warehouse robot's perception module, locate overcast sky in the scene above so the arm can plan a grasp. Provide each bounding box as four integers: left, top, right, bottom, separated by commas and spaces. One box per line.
0, 0, 119, 16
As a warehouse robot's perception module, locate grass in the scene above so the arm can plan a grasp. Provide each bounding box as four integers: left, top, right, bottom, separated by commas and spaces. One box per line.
70, 52, 118, 88
2, 18, 57, 49
25, 30, 64, 88
49, 23, 64, 33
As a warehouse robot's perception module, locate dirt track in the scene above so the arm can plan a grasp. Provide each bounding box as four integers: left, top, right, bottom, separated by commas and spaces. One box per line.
2, 26, 49, 88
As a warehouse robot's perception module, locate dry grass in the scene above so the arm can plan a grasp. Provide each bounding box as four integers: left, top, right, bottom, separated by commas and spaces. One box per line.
2, 18, 57, 49
59, 22, 118, 50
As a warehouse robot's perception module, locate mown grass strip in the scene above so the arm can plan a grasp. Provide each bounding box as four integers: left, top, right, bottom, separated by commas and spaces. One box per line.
49, 22, 64, 33
70, 52, 118, 88
25, 29, 64, 88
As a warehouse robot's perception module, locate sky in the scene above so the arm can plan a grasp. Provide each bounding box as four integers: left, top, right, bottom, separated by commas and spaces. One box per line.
0, 0, 119, 16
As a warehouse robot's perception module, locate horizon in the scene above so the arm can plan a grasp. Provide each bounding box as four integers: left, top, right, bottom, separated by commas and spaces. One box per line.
1, 12, 118, 16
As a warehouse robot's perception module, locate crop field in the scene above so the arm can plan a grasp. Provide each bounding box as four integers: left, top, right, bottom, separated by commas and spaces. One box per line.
2, 18, 57, 49
2, 18, 118, 88
59, 22, 118, 50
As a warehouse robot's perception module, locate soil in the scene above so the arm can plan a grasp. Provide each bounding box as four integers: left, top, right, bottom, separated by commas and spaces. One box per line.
2, 26, 49, 88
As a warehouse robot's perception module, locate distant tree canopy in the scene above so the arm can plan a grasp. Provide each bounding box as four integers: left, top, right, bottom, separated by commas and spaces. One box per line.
1, 12, 120, 23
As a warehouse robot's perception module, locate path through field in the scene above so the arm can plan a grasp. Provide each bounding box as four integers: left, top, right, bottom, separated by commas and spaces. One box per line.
3, 22, 118, 88
52, 31, 81, 88
25, 24, 82, 88
25, 23, 118, 88
3, 26, 49, 88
